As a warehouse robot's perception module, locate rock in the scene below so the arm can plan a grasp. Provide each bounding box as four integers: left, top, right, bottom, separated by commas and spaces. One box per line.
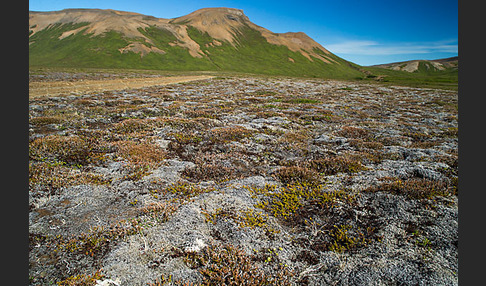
95, 278, 121, 286
30, 184, 139, 237
314, 134, 347, 145
142, 159, 195, 184
252, 116, 290, 125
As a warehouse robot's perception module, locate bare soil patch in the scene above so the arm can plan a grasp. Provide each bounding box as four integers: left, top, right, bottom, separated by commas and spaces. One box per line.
29, 75, 215, 98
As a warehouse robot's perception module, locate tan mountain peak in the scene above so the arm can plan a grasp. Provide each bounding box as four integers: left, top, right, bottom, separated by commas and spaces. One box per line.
172, 7, 249, 44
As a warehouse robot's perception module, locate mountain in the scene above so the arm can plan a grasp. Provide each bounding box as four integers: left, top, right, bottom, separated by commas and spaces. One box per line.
29, 8, 363, 78
371, 57, 458, 73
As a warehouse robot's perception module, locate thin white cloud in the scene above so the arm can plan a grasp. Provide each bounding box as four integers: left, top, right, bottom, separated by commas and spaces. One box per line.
326, 39, 458, 56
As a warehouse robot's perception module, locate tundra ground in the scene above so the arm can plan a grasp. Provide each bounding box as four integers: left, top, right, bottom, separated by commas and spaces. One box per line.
29, 71, 458, 285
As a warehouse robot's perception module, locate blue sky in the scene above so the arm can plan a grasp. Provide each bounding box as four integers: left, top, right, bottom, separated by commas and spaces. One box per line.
29, 0, 458, 66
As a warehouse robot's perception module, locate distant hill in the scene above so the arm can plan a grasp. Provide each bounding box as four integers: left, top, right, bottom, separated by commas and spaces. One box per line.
29, 8, 364, 79
371, 57, 458, 73
358, 56, 458, 89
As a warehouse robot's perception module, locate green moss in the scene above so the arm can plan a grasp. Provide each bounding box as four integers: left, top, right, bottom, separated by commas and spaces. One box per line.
328, 224, 376, 253
137, 26, 216, 70
171, 132, 203, 145
250, 183, 355, 220
284, 98, 321, 104
56, 269, 104, 286
252, 90, 278, 96
164, 181, 215, 200
202, 207, 280, 235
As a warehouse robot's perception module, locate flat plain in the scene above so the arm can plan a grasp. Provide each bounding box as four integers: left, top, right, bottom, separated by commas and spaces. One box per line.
29, 70, 458, 285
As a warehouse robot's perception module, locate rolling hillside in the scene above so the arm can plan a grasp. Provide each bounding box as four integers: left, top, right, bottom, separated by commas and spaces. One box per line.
358, 57, 458, 89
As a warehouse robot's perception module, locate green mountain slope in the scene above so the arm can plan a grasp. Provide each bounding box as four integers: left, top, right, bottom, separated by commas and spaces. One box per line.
29, 8, 364, 79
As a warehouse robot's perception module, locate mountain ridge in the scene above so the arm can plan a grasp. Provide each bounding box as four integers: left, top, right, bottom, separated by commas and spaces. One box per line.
29, 8, 361, 78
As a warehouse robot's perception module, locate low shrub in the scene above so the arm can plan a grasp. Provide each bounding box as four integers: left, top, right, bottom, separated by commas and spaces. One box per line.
159, 117, 207, 133
365, 177, 456, 199
336, 126, 370, 140
30, 116, 65, 125
349, 139, 384, 150
274, 166, 320, 186
279, 129, 311, 146
403, 131, 432, 142
284, 98, 320, 104
112, 140, 166, 180
56, 220, 141, 258
112, 118, 154, 134
29, 135, 92, 165
207, 126, 253, 143
170, 132, 203, 145
307, 156, 367, 175
183, 109, 217, 119
440, 127, 458, 138
182, 163, 237, 182
182, 243, 292, 286
56, 269, 104, 286
113, 140, 165, 167
300, 113, 342, 123
182, 152, 255, 182
29, 162, 110, 191
73, 98, 99, 107
139, 201, 179, 223
327, 224, 376, 253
